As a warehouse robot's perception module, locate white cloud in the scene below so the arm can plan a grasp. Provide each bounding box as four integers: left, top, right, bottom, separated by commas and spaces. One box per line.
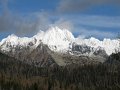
74, 27, 116, 39
53, 18, 73, 31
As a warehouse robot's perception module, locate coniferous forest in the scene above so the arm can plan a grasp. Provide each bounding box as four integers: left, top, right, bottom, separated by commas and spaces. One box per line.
0, 52, 120, 90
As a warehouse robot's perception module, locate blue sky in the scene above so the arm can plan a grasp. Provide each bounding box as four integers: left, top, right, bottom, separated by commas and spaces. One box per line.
0, 0, 120, 40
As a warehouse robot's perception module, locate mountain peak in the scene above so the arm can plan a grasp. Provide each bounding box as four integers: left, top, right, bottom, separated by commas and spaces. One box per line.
43, 26, 74, 43
40, 26, 74, 51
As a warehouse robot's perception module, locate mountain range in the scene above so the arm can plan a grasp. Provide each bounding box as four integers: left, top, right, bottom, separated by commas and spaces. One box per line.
0, 26, 120, 67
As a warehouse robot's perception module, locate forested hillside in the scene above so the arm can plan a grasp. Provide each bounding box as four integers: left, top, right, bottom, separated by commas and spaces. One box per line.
0, 52, 120, 90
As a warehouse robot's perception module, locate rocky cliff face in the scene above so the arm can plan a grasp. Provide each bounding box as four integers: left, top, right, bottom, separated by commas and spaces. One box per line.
25, 43, 56, 67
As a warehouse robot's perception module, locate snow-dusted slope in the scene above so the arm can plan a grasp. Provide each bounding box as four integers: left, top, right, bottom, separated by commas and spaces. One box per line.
0, 26, 119, 55
0, 34, 37, 52
75, 37, 120, 55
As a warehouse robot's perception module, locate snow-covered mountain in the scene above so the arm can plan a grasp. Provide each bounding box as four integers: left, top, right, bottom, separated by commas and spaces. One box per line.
0, 26, 119, 56
75, 37, 120, 55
